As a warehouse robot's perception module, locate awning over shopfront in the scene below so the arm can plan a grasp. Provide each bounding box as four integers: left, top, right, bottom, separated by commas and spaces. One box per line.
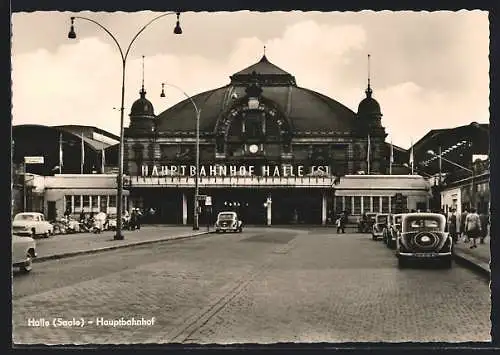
45, 188, 129, 196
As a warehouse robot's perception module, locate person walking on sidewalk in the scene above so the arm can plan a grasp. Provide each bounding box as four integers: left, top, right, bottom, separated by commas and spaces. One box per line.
459, 208, 469, 243
479, 210, 489, 244
465, 207, 482, 249
448, 208, 458, 244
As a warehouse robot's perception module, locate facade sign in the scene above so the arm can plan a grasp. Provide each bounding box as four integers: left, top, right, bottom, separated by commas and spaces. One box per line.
140, 164, 330, 178
24, 156, 44, 164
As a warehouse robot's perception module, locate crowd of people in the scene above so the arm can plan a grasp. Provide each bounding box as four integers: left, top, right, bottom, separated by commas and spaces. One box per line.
62, 207, 144, 233
445, 207, 489, 249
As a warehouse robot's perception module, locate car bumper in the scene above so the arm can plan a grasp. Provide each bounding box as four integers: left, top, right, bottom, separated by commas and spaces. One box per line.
216, 227, 237, 231
398, 252, 452, 259
12, 231, 31, 236
373, 232, 383, 237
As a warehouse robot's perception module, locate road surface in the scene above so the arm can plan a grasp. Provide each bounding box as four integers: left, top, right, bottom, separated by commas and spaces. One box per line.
12, 227, 491, 344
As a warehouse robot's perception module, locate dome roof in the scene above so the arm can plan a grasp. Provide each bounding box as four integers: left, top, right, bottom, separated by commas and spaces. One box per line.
155, 85, 357, 134
357, 85, 382, 117
154, 56, 358, 134
130, 88, 155, 117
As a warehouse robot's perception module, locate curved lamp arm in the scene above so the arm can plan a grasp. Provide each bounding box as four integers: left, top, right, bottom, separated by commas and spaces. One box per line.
161, 82, 201, 115
71, 12, 178, 65
71, 16, 126, 62
124, 12, 178, 62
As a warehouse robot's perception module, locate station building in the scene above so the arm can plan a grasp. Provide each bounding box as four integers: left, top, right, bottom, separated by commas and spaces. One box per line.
12, 55, 435, 225
121, 54, 430, 225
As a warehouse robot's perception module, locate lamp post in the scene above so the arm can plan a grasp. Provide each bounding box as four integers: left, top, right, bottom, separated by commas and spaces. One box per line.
68, 12, 182, 240
427, 149, 475, 211
160, 82, 201, 230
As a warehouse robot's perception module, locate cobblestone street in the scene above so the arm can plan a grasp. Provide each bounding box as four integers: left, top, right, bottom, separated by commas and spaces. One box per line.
12, 227, 491, 344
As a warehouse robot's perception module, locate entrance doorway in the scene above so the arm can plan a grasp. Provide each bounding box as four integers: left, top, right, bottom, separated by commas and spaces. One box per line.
47, 201, 56, 221
207, 189, 268, 225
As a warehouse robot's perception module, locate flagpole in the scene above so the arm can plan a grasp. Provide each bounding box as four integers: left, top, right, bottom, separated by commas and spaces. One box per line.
389, 139, 393, 175
59, 132, 63, 174
367, 134, 371, 175
410, 139, 414, 175
101, 148, 105, 174
81, 131, 84, 174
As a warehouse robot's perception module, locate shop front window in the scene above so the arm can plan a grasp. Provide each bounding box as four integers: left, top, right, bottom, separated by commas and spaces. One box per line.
109, 195, 116, 208
345, 196, 352, 214
353, 196, 361, 215
91, 196, 98, 210
65, 196, 72, 213
373, 196, 380, 213
74, 195, 81, 211
83, 195, 90, 210
382, 196, 390, 213
363, 196, 370, 213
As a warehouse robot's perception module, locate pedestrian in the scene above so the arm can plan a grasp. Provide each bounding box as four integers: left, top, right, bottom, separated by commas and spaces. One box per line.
465, 207, 481, 249
338, 211, 346, 234
136, 208, 142, 230
336, 215, 342, 233
130, 209, 137, 230
459, 208, 469, 243
479, 210, 489, 244
448, 208, 458, 244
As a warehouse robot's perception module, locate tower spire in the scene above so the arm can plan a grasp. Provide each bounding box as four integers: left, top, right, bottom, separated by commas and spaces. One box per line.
140, 55, 146, 98
365, 54, 373, 98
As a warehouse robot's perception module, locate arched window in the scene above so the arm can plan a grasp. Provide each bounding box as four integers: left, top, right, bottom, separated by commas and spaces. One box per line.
244, 112, 263, 138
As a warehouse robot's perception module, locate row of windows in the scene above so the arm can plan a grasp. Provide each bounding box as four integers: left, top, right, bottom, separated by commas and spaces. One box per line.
64, 195, 128, 213
333, 195, 408, 214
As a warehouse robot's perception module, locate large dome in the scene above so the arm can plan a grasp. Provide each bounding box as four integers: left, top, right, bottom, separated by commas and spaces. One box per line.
155, 55, 358, 134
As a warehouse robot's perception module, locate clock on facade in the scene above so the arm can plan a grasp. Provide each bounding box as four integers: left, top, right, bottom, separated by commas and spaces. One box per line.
249, 144, 259, 154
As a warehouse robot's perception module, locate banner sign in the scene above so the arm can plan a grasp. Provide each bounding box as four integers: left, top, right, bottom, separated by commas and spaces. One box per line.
24, 156, 44, 164
140, 164, 330, 178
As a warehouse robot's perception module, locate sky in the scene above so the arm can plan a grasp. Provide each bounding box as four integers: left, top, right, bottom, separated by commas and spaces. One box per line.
11, 10, 489, 149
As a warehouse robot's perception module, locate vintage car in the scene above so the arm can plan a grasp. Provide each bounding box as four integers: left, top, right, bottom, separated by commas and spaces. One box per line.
12, 233, 37, 273
372, 213, 388, 240
12, 212, 54, 238
396, 213, 453, 268
358, 212, 377, 233
215, 211, 243, 233
383, 214, 403, 249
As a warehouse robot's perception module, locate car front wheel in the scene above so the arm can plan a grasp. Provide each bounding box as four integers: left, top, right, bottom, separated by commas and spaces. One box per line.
20, 253, 33, 273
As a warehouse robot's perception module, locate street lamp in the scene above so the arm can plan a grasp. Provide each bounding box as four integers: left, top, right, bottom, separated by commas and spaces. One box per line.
427, 149, 476, 210
160, 82, 202, 230
68, 12, 182, 240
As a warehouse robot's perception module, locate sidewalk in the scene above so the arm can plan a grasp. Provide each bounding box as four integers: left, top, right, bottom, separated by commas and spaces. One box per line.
33, 225, 211, 262
453, 235, 491, 278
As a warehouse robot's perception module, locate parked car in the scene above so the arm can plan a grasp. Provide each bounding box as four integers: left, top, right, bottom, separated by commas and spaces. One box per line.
372, 213, 388, 240
215, 211, 243, 233
12, 212, 54, 238
396, 213, 453, 268
12, 233, 37, 273
383, 214, 403, 249
358, 212, 377, 233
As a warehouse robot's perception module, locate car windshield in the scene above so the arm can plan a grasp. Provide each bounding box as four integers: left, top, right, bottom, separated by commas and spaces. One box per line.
376, 215, 388, 224
14, 214, 35, 221
404, 216, 443, 232
218, 213, 235, 220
